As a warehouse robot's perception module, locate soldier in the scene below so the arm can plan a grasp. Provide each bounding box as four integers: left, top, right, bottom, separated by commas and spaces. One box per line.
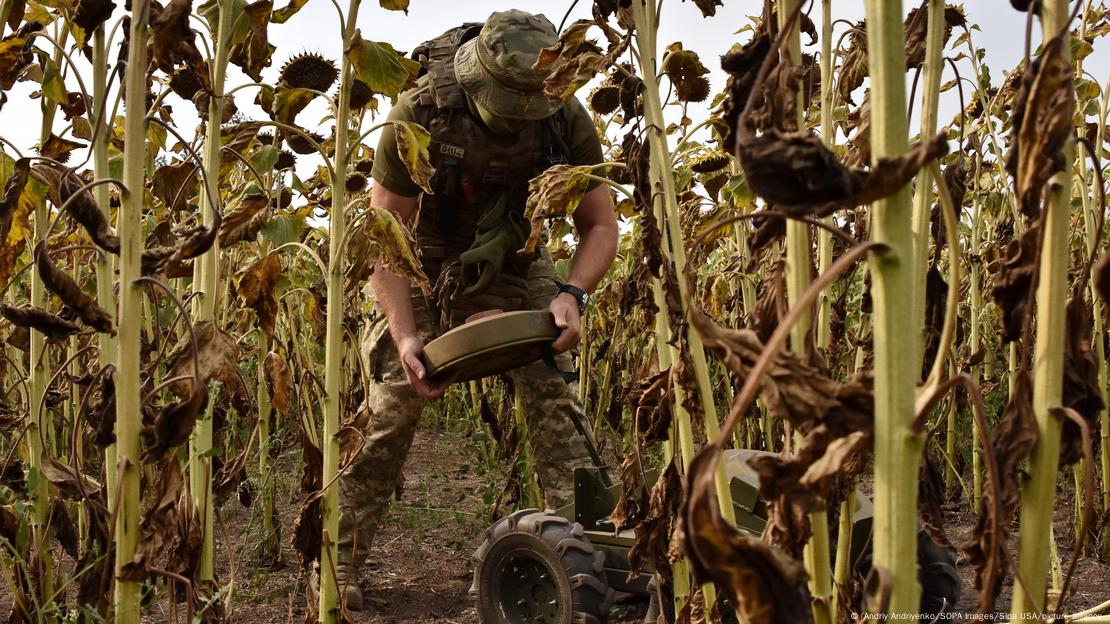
337, 9, 618, 611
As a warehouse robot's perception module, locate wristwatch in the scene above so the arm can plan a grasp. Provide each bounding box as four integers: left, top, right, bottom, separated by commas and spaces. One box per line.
556, 283, 588, 313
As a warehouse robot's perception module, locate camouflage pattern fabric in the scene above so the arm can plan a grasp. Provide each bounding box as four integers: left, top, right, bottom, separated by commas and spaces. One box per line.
337, 248, 597, 568
453, 9, 562, 120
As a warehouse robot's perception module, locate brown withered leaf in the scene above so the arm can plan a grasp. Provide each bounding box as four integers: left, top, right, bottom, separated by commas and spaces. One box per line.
229, 0, 275, 82
34, 242, 115, 334
74, 0, 116, 35
263, 351, 293, 413
392, 120, 434, 195
0, 304, 83, 340
122, 456, 184, 580
237, 252, 282, 336
991, 222, 1039, 343
0, 23, 42, 90
690, 0, 722, 18
837, 23, 868, 105
0, 157, 30, 248
904, 5, 966, 71
149, 0, 203, 73
628, 460, 683, 583
48, 498, 80, 559
610, 451, 648, 533
39, 455, 102, 500
163, 320, 249, 406
348, 204, 430, 294
219, 185, 270, 247
1096, 252, 1110, 326
690, 307, 872, 435
918, 447, 952, 548
1060, 282, 1105, 467
534, 19, 628, 102
625, 366, 673, 445
83, 364, 117, 447
151, 160, 198, 212
143, 382, 208, 462
962, 370, 1036, 613
684, 447, 813, 624
663, 45, 711, 104
750, 258, 787, 341
718, 31, 773, 155
39, 134, 85, 163
521, 164, 593, 255
1005, 31, 1074, 219
737, 130, 949, 218
293, 428, 323, 570
173, 210, 221, 261
58, 169, 120, 253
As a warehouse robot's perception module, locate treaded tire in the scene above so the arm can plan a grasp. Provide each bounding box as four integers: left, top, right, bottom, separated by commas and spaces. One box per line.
471, 509, 615, 624
918, 530, 961, 615
857, 528, 962, 615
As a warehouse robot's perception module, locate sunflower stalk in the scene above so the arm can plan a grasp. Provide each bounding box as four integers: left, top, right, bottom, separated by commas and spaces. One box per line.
862, 0, 924, 615
629, 0, 734, 498
1011, 0, 1075, 615
25, 26, 65, 608
114, 0, 151, 620
910, 0, 946, 361
631, 0, 737, 615
969, 159, 983, 513
189, 0, 235, 584
774, 0, 834, 619
319, 0, 363, 619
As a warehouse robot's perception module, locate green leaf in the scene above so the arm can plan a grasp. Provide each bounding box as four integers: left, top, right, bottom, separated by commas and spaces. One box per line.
41, 59, 66, 104
378, 0, 408, 11
345, 33, 420, 100
272, 85, 317, 125
250, 145, 281, 177
391, 121, 434, 194
261, 214, 301, 246
270, 0, 308, 23
720, 174, 756, 207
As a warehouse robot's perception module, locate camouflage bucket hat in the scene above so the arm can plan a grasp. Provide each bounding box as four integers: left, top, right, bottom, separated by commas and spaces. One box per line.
454, 9, 562, 121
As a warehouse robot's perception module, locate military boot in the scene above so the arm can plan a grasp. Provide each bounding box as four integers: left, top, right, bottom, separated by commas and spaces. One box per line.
336, 562, 364, 612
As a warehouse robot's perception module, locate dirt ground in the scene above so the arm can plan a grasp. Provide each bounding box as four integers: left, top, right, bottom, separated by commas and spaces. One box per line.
4, 419, 1110, 623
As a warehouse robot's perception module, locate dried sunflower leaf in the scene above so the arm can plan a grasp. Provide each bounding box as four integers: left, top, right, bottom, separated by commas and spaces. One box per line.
263, 351, 293, 413
349, 204, 430, 293
0, 304, 83, 340
534, 19, 628, 102
520, 164, 593, 255
236, 251, 282, 336
34, 242, 114, 334
391, 120, 434, 195
1005, 31, 1074, 219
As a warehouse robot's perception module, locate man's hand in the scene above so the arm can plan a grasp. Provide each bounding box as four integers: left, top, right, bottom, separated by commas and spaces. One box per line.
397, 335, 452, 399
549, 294, 582, 354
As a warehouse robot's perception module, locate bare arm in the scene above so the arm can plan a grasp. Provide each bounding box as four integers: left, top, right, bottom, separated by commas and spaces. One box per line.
369, 183, 450, 398
549, 184, 618, 353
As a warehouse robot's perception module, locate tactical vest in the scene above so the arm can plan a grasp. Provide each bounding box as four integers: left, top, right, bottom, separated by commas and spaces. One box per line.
410, 25, 572, 327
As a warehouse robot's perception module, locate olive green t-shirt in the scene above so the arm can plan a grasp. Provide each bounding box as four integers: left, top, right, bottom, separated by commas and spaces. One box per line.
371, 79, 604, 197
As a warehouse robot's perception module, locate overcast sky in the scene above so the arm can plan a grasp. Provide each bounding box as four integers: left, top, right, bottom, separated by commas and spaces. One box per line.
1, 1, 1107, 165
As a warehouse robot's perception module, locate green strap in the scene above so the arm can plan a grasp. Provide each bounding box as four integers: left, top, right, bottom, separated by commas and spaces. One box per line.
540, 343, 579, 384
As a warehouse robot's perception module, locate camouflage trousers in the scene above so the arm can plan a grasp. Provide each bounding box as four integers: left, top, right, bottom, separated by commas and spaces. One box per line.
337, 251, 597, 568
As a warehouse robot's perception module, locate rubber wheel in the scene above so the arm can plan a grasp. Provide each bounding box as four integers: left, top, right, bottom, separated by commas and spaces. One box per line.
917, 530, 961, 614
856, 528, 962, 615
471, 509, 615, 624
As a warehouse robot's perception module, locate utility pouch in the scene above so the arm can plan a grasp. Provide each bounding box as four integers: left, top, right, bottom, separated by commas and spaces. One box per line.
432, 259, 530, 330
